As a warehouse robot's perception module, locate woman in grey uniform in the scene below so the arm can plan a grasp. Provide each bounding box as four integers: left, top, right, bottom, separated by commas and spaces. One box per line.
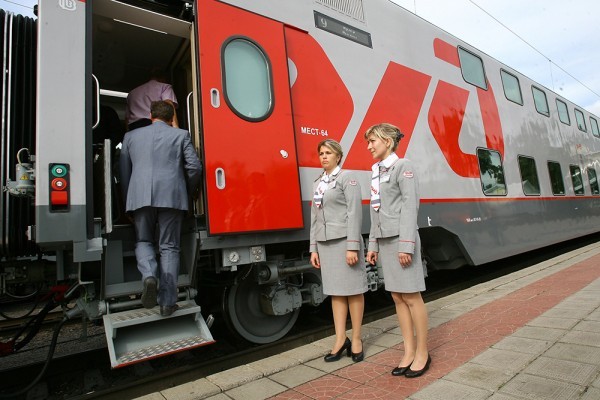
365, 123, 430, 378
310, 139, 367, 363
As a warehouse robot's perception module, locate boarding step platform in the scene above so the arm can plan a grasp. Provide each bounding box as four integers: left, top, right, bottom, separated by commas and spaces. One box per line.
102, 301, 215, 368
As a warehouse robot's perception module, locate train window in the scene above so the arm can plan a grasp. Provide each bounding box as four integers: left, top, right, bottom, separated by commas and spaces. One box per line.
500, 70, 523, 105
547, 161, 565, 195
588, 168, 600, 195
531, 86, 549, 117
590, 117, 600, 138
575, 109, 587, 132
222, 38, 273, 121
517, 156, 540, 195
569, 165, 585, 195
556, 99, 571, 125
477, 148, 506, 195
458, 47, 487, 90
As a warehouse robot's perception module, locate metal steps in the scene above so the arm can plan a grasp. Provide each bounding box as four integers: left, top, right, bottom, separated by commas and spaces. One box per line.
103, 301, 215, 368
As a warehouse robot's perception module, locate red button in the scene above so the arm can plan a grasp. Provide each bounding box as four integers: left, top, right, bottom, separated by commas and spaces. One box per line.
51, 178, 67, 191
50, 191, 68, 205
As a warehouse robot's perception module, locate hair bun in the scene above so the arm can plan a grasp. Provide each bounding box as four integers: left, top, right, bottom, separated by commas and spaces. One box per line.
396, 130, 405, 142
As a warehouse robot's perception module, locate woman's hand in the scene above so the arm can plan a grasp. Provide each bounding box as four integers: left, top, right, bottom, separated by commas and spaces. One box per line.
346, 250, 358, 266
310, 252, 320, 269
366, 251, 378, 265
398, 252, 412, 267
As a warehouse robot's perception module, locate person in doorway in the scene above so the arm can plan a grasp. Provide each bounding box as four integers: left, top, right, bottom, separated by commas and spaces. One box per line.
365, 123, 430, 378
309, 139, 367, 363
120, 100, 202, 316
125, 68, 179, 131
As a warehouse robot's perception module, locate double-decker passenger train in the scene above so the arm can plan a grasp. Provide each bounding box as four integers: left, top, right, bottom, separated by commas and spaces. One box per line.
1, 0, 599, 368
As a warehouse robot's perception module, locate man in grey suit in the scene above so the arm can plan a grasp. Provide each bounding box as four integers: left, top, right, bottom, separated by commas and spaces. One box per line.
120, 100, 202, 316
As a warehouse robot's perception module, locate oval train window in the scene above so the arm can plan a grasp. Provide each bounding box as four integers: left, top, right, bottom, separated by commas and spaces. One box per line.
222, 38, 273, 121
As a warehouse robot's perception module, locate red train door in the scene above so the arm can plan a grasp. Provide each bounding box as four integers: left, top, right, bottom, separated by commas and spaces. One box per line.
197, 1, 303, 235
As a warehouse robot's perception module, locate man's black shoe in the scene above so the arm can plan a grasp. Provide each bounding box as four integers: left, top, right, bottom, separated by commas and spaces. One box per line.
141, 277, 158, 309
160, 304, 179, 317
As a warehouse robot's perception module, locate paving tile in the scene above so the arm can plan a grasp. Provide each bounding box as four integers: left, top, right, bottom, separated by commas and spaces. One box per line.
427, 317, 448, 329
542, 306, 592, 320
522, 356, 598, 386
593, 374, 600, 388
511, 325, 566, 342
335, 384, 396, 400
484, 394, 521, 400
587, 309, 600, 322
161, 378, 221, 400
291, 374, 360, 399
560, 330, 600, 348
526, 316, 578, 330
573, 320, 600, 333
204, 394, 233, 400
544, 342, 600, 365
207, 365, 264, 391
283, 345, 329, 363
364, 316, 399, 333
268, 390, 312, 400
443, 362, 513, 391
469, 348, 535, 373
581, 387, 600, 400
409, 379, 491, 400
226, 378, 287, 400
270, 365, 326, 388
249, 354, 302, 376
365, 332, 403, 348
498, 374, 584, 400
304, 355, 354, 373
332, 359, 389, 384
492, 336, 552, 355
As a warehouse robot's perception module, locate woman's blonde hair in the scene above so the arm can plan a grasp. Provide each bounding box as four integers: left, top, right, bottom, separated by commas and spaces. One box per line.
317, 139, 344, 164
364, 123, 404, 152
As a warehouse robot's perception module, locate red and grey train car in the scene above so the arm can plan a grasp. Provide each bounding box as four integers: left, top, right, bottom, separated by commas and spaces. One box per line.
1, 0, 599, 367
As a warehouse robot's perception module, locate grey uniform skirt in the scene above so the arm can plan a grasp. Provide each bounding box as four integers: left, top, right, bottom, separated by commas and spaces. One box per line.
378, 234, 426, 293
316, 237, 367, 296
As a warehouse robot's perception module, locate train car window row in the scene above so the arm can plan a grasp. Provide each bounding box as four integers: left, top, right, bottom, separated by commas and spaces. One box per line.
556, 99, 571, 125
590, 117, 600, 138
477, 148, 506, 196
547, 161, 566, 195
588, 168, 600, 195
575, 109, 587, 132
458, 47, 488, 90
570, 165, 585, 195
500, 69, 523, 105
532, 86, 550, 117
517, 155, 541, 196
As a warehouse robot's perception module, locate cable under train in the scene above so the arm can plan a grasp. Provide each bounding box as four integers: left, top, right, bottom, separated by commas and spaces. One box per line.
1, 0, 599, 368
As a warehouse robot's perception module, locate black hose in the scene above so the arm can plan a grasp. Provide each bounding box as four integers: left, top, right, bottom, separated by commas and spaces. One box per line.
0, 317, 68, 399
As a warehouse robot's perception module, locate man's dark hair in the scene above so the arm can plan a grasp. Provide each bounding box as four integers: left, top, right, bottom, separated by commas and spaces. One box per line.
150, 100, 174, 122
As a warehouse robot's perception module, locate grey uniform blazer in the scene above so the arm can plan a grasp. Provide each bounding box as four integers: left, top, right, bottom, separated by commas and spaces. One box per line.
368, 158, 420, 254
120, 121, 202, 212
309, 170, 362, 252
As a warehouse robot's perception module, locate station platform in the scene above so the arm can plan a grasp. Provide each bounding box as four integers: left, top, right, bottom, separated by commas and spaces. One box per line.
136, 241, 600, 400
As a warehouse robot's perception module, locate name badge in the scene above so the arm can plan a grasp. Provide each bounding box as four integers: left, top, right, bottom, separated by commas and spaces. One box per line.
381, 175, 391, 183
328, 181, 337, 189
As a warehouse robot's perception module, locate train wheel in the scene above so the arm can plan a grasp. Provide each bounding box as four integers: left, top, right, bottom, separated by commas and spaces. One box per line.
222, 274, 300, 344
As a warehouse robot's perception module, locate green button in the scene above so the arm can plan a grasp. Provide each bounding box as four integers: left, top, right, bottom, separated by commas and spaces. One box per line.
51, 164, 67, 177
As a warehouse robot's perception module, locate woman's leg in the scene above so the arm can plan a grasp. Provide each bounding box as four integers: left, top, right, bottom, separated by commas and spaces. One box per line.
401, 292, 429, 370
347, 293, 364, 353
331, 296, 349, 351
391, 291, 416, 367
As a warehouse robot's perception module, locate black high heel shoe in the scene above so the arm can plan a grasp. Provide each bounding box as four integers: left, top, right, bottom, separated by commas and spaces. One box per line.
404, 354, 431, 378
351, 340, 364, 362
391, 363, 412, 376
324, 337, 351, 362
